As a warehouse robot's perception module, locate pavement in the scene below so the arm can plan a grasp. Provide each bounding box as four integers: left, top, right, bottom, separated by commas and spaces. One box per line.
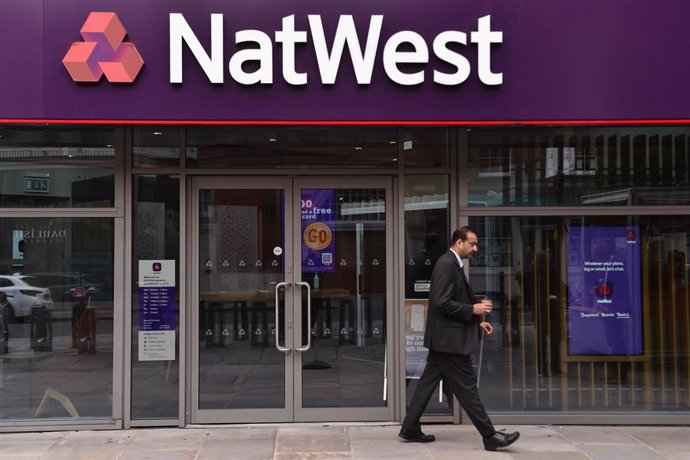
0, 424, 688, 460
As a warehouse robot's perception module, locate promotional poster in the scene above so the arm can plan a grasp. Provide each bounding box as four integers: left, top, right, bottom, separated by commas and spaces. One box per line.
301, 189, 336, 273
405, 299, 429, 379
567, 226, 642, 356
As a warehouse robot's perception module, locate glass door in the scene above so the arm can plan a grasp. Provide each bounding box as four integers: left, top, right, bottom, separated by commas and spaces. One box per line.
293, 177, 393, 422
192, 177, 294, 423
191, 176, 393, 423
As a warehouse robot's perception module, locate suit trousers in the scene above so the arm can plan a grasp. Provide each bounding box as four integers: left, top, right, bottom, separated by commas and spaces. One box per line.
402, 350, 495, 439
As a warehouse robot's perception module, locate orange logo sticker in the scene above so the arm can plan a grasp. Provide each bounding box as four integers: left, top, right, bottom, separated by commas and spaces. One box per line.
304, 222, 332, 250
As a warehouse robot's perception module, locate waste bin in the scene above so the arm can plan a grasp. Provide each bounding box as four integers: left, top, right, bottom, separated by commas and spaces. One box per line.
30, 306, 53, 352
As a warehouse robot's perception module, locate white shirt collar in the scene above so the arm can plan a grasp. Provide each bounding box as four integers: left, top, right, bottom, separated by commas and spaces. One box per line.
449, 248, 464, 268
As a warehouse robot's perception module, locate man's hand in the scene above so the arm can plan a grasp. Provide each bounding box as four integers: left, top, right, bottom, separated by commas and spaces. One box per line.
480, 321, 493, 335
473, 298, 493, 316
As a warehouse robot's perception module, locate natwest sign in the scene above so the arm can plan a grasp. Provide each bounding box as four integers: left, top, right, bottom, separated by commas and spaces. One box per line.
169, 13, 503, 86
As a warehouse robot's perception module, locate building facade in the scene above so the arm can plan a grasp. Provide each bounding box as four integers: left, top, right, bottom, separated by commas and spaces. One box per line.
0, 0, 689, 431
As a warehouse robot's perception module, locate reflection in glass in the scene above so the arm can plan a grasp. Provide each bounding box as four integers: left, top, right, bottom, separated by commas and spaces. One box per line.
133, 128, 180, 168
469, 215, 690, 413
198, 189, 285, 409
300, 188, 387, 408
402, 127, 450, 169
186, 126, 399, 169
0, 126, 115, 207
131, 176, 180, 419
468, 126, 690, 206
0, 218, 114, 420
403, 176, 451, 416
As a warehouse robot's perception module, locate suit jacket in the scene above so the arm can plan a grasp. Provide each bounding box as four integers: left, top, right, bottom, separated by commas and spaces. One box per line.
423, 250, 481, 355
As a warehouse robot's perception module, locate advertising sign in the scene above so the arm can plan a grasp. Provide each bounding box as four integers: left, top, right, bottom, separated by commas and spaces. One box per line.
138, 260, 176, 361
2, 1, 690, 121
405, 299, 429, 378
301, 189, 335, 273
567, 226, 642, 355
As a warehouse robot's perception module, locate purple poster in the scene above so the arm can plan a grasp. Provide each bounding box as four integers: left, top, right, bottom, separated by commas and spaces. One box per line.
139, 286, 176, 331
567, 226, 642, 355
301, 189, 335, 273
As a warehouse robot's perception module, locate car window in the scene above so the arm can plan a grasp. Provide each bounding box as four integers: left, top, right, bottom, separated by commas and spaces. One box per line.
17, 276, 39, 287
0, 278, 12, 288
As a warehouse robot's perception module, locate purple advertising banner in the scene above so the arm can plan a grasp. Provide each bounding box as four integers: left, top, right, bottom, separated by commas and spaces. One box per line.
301, 189, 335, 273
567, 226, 642, 356
1, 1, 690, 121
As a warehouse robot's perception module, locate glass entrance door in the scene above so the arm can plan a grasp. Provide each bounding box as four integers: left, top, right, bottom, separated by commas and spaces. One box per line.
191, 177, 393, 423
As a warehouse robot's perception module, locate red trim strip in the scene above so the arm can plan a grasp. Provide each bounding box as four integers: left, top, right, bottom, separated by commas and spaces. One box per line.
1, 119, 690, 126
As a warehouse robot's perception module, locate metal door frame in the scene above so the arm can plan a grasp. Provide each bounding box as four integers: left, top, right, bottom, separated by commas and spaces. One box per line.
190, 176, 295, 424
189, 175, 395, 424
292, 176, 395, 422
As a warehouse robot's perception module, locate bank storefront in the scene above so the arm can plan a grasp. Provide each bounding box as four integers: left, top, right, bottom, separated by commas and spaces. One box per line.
0, 1, 688, 431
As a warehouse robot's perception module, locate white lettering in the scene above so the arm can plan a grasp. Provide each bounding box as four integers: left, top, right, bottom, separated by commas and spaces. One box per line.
383, 31, 429, 86
433, 31, 470, 85
275, 15, 308, 85
308, 14, 382, 85
170, 13, 224, 83
470, 15, 503, 85
168, 13, 503, 87
229, 30, 273, 84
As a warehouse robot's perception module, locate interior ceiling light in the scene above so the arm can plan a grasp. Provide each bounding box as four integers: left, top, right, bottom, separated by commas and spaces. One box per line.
153, 131, 163, 136
269, 138, 277, 142
355, 146, 363, 150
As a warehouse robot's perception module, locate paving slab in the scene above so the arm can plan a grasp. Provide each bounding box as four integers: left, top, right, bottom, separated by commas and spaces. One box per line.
199, 428, 276, 460
276, 426, 351, 454
554, 425, 643, 445
576, 445, 668, 460
622, 427, 690, 454
0, 431, 64, 460
42, 430, 134, 460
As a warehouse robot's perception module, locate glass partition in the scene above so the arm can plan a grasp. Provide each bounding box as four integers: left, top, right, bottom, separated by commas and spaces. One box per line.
404, 175, 451, 416
131, 175, 180, 419
186, 126, 399, 169
468, 127, 690, 206
0, 217, 114, 420
0, 126, 115, 208
133, 128, 180, 168
469, 215, 690, 413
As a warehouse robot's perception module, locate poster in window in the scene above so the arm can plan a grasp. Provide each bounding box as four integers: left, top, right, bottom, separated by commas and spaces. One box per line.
567, 226, 642, 355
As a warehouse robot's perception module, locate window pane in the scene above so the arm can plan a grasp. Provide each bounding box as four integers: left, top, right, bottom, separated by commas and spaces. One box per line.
0, 126, 115, 207
402, 127, 450, 168
131, 175, 179, 419
404, 175, 451, 416
0, 217, 114, 420
186, 126, 399, 169
469, 215, 690, 414
468, 127, 690, 206
133, 128, 180, 168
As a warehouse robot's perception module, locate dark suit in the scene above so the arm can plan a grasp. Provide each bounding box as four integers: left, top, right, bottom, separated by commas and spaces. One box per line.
402, 249, 495, 439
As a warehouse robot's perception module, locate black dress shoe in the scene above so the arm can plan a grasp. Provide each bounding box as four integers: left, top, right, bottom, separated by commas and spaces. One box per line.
398, 428, 435, 443
483, 430, 520, 451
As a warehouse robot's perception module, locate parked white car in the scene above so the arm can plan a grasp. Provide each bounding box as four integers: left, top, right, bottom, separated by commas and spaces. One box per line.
0, 275, 53, 322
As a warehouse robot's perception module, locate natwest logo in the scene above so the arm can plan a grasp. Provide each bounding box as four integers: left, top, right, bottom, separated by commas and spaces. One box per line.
63, 12, 144, 83
170, 14, 503, 86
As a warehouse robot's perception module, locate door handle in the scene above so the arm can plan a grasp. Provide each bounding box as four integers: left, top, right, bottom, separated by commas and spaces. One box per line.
275, 281, 291, 352
295, 281, 311, 352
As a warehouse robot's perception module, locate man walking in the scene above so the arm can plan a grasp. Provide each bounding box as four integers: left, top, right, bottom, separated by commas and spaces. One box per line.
399, 226, 520, 451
